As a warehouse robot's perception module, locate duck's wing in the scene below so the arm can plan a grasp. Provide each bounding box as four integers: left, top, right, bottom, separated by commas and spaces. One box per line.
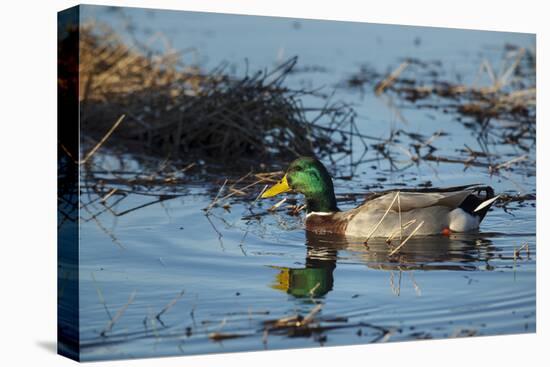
360, 184, 488, 212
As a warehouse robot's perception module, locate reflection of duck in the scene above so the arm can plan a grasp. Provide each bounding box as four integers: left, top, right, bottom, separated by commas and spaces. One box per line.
261, 157, 497, 238
271, 246, 336, 298
270, 231, 497, 297
305, 231, 497, 272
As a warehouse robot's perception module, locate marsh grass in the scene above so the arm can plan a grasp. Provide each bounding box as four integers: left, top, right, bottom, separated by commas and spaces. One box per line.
346, 46, 536, 152
60, 23, 536, 262
77, 22, 362, 167
63, 22, 378, 224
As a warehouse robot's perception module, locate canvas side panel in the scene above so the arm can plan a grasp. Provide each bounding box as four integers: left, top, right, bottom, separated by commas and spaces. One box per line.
57, 5, 80, 362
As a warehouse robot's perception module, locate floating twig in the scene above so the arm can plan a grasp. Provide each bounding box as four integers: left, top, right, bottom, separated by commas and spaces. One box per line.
91, 272, 113, 322
386, 219, 417, 244
155, 289, 185, 321
268, 197, 287, 212
388, 221, 425, 256
365, 192, 400, 242
204, 179, 228, 214
375, 61, 410, 95
81, 114, 126, 164
100, 290, 136, 336
492, 154, 529, 171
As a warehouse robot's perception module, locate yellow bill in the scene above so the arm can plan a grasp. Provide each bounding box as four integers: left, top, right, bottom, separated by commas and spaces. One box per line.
270, 267, 290, 292
261, 175, 291, 198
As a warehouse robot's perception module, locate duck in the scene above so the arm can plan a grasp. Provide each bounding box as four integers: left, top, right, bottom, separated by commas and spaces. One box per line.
261, 157, 498, 239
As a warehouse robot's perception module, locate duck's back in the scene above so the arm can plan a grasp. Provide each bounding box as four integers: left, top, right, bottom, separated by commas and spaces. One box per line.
306, 185, 495, 238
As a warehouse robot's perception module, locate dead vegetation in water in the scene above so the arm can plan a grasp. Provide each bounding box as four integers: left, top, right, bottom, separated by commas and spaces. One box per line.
363, 127, 536, 194
344, 45, 536, 152
259, 303, 396, 344
60, 24, 537, 242
342, 45, 536, 187
61, 22, 376, 225
61, 22, 536, 351
77, 22, 361, 168
344, 45, 536, 187
56, 21, 373, 232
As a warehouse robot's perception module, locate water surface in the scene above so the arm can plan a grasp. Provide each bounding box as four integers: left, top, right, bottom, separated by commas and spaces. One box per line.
67, 6, 536, 361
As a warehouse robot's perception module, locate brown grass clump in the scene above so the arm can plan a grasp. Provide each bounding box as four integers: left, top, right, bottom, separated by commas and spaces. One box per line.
77, 23, 357, 166
344, 47, 536, 149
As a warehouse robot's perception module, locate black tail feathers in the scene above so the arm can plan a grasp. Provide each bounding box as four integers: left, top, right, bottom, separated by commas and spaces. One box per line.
459, 186, 496, 221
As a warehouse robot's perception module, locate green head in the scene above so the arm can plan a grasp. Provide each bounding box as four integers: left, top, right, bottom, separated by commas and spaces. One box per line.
261, 157, 338, 213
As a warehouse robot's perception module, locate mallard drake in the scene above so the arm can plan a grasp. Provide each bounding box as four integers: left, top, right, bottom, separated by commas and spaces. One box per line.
261, 157, 498, 238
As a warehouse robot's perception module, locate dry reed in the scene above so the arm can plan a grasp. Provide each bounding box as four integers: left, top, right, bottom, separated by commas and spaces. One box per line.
76, 22, 358, 167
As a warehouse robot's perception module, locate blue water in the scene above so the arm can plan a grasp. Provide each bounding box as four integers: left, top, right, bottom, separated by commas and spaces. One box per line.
65, 5, 537, 361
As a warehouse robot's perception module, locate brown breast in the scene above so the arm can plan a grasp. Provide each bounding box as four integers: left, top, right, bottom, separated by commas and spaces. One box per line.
305, 211, 357, 235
